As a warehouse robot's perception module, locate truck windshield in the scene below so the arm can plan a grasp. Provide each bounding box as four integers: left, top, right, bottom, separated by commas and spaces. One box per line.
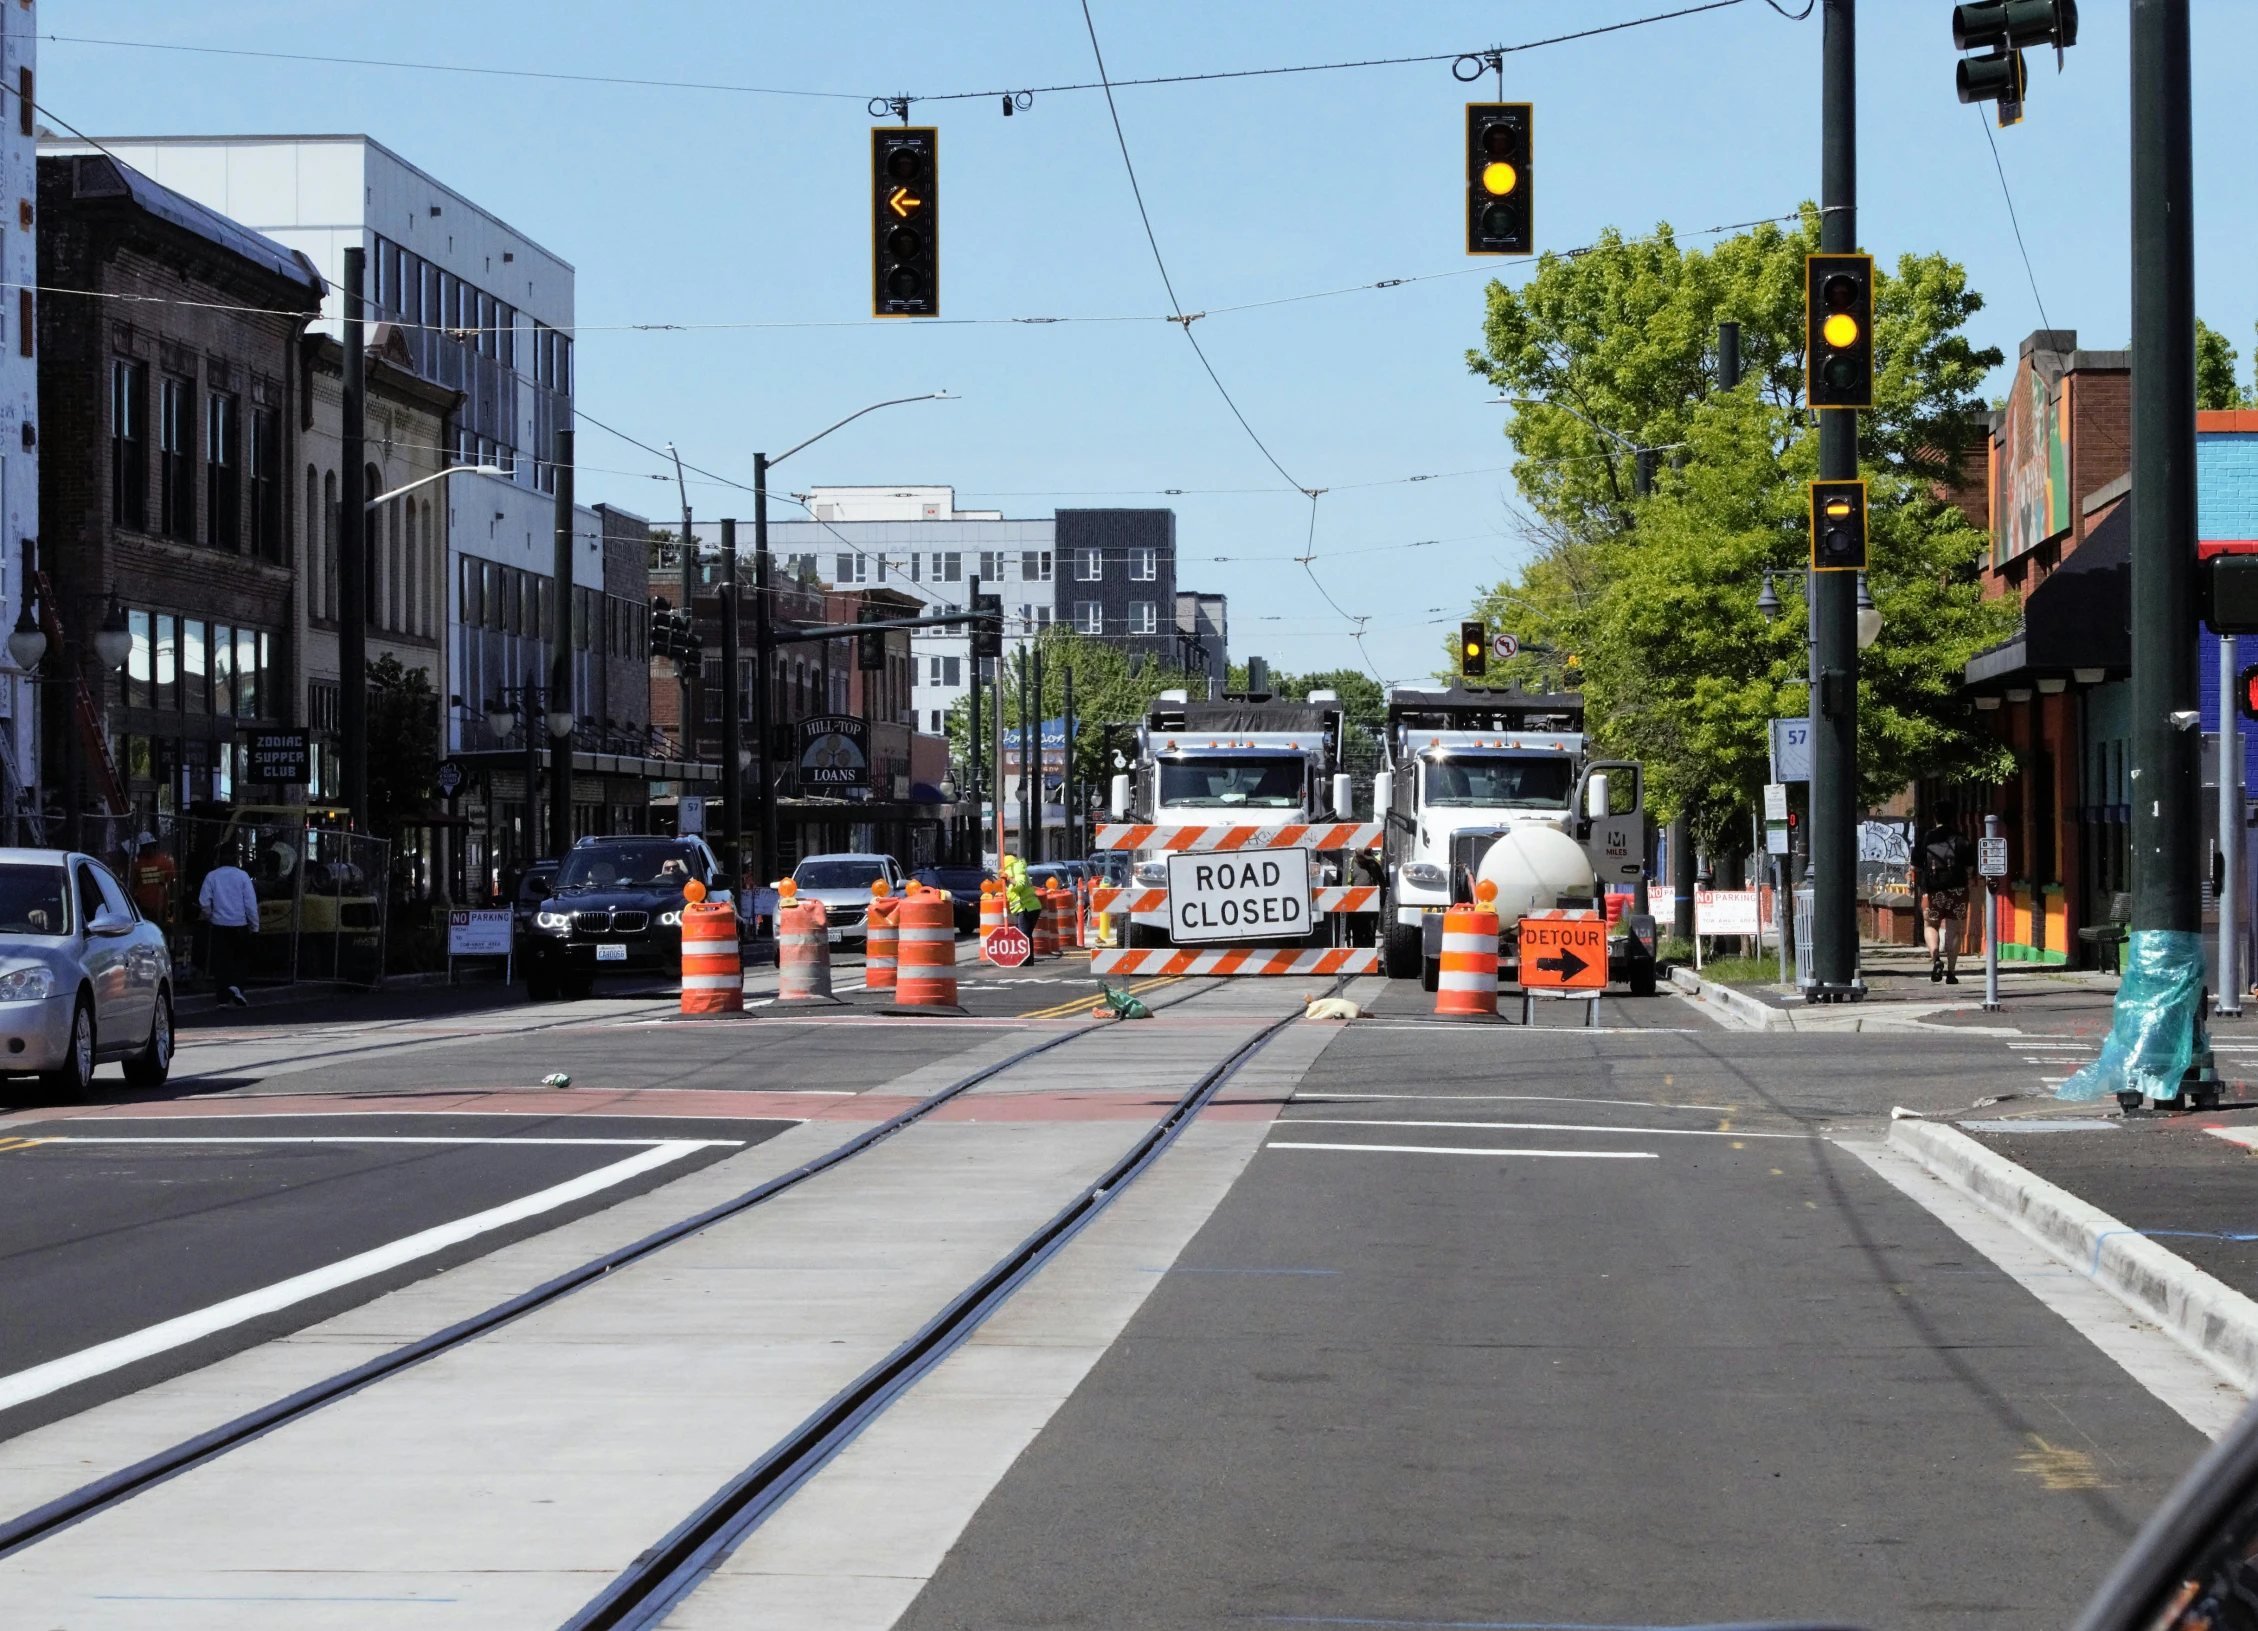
1423, 755, 1573, 808
1159, 757, 1304, 808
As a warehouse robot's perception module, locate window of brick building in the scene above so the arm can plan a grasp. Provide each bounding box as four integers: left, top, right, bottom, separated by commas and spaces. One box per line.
1129, 547, 1156, 582
111, 360, 147, 531
249, 408, 280, 561
158, 377, 191, 539
1129, 600, 1157, 635
205, 393, 239, 550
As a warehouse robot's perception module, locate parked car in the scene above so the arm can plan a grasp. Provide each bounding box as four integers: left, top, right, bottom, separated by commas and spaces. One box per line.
912, 865, 995, 933
792, 853, 904, 943
509, 860, 560, 941
521, 835, 729, 1002
0, 849, 174, 1099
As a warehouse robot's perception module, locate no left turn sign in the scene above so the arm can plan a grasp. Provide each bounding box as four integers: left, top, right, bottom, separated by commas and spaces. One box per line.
1492, 632, 1520, 661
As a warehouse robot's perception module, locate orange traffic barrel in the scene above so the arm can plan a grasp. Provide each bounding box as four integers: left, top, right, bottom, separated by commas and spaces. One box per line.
865, 880, 898, 994
1034, 887, 1061, 958
678, 880, 743, 1016
1435, 885, 1500, 1018
777, 882, 836, 1002
895, 892, 959, 1009
978, 879, 1006, 961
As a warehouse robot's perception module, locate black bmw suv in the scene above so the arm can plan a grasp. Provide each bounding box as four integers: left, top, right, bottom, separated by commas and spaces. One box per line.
522, 834, 733, 1001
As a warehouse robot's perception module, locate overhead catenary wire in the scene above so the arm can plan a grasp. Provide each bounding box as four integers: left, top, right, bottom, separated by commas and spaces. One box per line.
1975, 105, 2053, 336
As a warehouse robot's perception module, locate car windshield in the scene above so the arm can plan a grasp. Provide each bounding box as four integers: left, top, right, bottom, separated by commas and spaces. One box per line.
797, 860, 887, 889
1423, 754, 1574, 809
556, 844, 700, 890
1158, 757, 1304, 809
0, 863, 68, 935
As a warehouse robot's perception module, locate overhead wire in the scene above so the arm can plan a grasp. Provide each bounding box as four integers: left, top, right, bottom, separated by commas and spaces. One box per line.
1974, 105, 2054, 335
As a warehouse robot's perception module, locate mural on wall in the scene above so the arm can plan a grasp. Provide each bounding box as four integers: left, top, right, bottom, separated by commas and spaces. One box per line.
1995, 358, 2071, 567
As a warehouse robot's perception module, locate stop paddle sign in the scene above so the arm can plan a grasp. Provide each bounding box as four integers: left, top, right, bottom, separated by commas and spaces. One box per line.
984, 923, 1032, 968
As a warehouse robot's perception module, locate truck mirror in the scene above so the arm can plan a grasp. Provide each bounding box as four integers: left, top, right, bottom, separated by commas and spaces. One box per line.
1109, 773, 1131, 819
1586, 772, 1611, 818
1373, 770, 1392, 813
1331, 773, 1355, 820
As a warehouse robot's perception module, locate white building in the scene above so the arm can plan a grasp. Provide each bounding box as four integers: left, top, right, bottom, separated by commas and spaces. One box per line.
764, 486, 1056, 737
1, 16, 36, 826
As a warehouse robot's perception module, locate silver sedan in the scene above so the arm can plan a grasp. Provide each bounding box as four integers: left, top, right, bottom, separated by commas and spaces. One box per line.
0, 848, 174, 1100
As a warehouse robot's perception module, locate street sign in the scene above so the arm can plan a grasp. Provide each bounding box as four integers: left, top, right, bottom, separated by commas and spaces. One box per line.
244, 728, 310, 785
1763, 782, 1789, 822
983, 923, 1032, 967
1696, 888, 1762, 937
433, 758, 468, 800
1519, 909, 1606, 991
679, 795, 705, 835
1492, 631, 1520, 661
1165, 848, 1312, 946
1766, 823, 1791, 856
1769, 718, 1812, 783
1977, 836, 2009, 878
446, 909, 512, 957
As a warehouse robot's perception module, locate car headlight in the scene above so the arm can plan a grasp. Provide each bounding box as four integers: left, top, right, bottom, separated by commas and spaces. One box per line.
1133, 861, 1167, 885
658, 909, 682, 926
1401, 862, 1447, 890
535, 910, 570, 932
0, 966, 56, 1001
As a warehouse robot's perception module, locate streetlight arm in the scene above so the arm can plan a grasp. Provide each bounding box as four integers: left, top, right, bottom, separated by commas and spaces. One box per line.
365, 463, 502, 509
769, 392, 953, 469
1491, 396, 1642, 453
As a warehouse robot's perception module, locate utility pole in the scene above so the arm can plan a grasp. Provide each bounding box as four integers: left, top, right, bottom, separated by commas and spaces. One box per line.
549, 426, 576, 858
1809, 0, 1863, 1000
720, 516, 743, 887
968, 575, 984, 867
2129, 0, 2204, 1032
2221, 635, 2243, 1015
991, 650, 1006, 869
522, 668, 540, 866
339, 245, 368, 832
753, 456, 777, 883
1062, 663, 1077, 858
1017, 643, 1033, 859
1030, 638, 1046, 863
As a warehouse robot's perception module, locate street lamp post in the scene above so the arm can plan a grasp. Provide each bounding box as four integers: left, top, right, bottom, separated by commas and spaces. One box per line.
485, 681, 575, 870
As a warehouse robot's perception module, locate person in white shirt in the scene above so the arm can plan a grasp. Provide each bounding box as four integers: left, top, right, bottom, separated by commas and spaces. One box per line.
197, 848, 260, 1008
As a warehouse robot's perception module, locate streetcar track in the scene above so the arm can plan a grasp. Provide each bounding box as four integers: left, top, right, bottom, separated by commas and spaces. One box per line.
0, 974, 1249, 1562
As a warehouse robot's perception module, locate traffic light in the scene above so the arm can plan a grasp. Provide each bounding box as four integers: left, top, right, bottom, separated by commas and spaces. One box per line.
2240, 664, 2258, 723
1810, 480, 1868, 572
648, 596, 677, 660
970, 591, 1002, 659
857, 611, 886, 671
1460, 621, 1488, 679
872, 126, 939, 318
2204, 554, 2258, 635
1954, 2, 2076, 124
1806, 254, 1874, 409
1464, 103, 1532, 256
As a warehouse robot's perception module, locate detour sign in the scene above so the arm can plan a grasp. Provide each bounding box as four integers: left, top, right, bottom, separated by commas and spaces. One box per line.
1518, 909, 1606, 992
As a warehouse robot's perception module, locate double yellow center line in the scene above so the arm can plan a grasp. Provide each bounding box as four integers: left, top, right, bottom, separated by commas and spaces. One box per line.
1016, 975, 1181, 1020
0, 1135, 50, 1155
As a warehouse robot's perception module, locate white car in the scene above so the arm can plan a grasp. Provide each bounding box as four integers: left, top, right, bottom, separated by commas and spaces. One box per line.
0, 848, 174, 1100
791, 853, 905, 944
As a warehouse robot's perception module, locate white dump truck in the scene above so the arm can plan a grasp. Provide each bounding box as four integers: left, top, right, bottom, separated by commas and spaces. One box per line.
1377, 685, 1656, 994
1106, 688, 1380, 951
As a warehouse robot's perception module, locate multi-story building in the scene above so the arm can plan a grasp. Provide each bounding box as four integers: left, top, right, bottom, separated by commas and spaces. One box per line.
36, 151, 324, 842
1174, 590, 1229, 698
0, 16, 36, 830
1057, 508, 1178, 663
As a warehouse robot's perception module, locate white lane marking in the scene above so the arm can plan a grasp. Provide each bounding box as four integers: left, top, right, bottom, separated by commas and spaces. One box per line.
2209, 1127, 2258, 1150
1285, 1118, 1800, 1140
19, 1136, 750, 1147
1265, 1141, 1658, 1160
1292, 1092, 1738, 1112
0, 1140, 704, 1414
1835, 1136, 2246, 1437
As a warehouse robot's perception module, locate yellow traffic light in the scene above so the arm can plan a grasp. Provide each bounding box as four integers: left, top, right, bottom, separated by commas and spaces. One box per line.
1822, 313, 1860, 348
1481, 160, 1519, 196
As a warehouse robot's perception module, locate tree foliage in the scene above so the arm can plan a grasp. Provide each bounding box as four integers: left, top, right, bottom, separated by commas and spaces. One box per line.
365, 654, 440, 839
2197, 318, 2253, 411
1460, 207, 2017, 844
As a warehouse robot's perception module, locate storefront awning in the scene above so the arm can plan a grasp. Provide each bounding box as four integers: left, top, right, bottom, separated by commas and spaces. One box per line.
445, 748, 723, 784
1964, 501, 2130, 693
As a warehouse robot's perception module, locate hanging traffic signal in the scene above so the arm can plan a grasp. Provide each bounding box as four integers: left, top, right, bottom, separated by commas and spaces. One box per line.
1805, 253, 1874, 410
1953, 2, 2075, 125
2240, 664, 2258, 723
1810, 480, 1869, 572
970, 591, 1003, 659
857, 610, 886, 671
648, 596, 677, 660
1460, 621, 1488, 679
872, 126, 939, 317
1464, 103, 1532, 256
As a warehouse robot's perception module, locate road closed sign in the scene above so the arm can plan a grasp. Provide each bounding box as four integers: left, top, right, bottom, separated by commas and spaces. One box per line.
1165, 849, 1312, 945
1518, 909, 1606, 992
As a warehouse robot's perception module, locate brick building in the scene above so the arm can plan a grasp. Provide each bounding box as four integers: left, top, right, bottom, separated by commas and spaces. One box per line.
36, 152, 324, 843
0, 16, 38, 830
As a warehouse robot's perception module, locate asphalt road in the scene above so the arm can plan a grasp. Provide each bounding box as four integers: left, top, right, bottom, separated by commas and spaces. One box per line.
896, 1007, 2211, 1631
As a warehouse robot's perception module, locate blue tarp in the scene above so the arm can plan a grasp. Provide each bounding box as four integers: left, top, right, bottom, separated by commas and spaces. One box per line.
2059, 929, 2206, 1101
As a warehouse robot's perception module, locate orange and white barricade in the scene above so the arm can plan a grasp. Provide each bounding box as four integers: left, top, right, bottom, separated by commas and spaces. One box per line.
865, 881, 898, 994
1434, 884, 1500, 1018
895, 893, 960, 1010
776, 881, 835, 1002
1034, 888, 1061, 958
678, 880, 743, 1016
978, 881, 1006, 961
1087, 821, 1385, 978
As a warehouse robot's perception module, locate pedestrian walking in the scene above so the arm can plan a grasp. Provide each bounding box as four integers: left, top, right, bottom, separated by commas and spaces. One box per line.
1003, 853, 1041, 938
198, 845, 260, 1008
1915, 801, 1978, 985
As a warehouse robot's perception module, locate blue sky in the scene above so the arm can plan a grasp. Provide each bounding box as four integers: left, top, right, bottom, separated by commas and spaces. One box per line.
40, 1, 2258, 683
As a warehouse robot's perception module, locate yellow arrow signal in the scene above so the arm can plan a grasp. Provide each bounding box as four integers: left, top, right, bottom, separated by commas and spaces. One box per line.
888, 186, 922, 219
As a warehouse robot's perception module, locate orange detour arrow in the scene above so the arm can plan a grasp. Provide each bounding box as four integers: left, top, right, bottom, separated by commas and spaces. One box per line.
1518, 909, 1606, 992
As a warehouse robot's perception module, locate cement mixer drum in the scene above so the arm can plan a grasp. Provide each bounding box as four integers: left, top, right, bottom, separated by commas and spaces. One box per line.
1474, 824, 1596, 923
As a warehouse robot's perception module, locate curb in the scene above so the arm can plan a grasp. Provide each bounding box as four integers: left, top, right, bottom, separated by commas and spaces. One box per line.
1887, 1116, 2258, 1393
1665, 965, 1793, 1031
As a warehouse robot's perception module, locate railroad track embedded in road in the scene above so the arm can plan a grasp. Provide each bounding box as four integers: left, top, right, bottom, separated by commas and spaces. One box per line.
0, 974, 1326, 1587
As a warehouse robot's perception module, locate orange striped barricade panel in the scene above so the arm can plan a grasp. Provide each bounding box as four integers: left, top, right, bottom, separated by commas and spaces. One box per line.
1095, 822, 1383, 854
1089, 946, 1380, 977
679, 898, 743, 1016
895, 895, 960, 1010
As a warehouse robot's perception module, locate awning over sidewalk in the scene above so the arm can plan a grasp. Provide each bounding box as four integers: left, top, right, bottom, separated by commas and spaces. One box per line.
1964, 501, 2130, 694
446, 748, 723, 784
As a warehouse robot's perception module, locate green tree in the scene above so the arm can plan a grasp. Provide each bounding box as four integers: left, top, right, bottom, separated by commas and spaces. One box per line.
364, 654, 439, 840
2197, 318, 2251, 410
1461, 207, 2015, 843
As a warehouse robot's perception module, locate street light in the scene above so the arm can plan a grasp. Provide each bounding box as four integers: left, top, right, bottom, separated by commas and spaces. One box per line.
1757, 573, 1783, 622
93, 592, 131, 672
366, 462, 503, 510
7, 598, 42, 672
1855, 572, 1883, 650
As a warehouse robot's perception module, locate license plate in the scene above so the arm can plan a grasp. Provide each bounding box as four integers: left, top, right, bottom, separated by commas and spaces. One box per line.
595, 943, 627, 962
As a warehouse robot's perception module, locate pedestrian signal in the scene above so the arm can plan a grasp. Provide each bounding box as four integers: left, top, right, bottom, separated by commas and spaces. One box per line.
872, 126, 939, 317
2240, 664, 2258, 723
1810, 480, 1868, 572
2203, 553, 2258, 636
1465, 103, 1532, 256
1460, 622, 1488, 679
1806, 254, 1873, 409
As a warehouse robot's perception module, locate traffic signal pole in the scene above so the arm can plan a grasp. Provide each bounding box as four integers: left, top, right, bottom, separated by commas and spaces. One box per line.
1809, 0, 1862, 1000
550, 426, 576, 859
2221, 634, 2242, 1015
754, 457, 778, 885
340, 246, 367, 833
720, 516, 743, 889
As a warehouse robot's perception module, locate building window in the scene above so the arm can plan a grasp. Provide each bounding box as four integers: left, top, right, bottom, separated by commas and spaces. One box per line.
930, 708, 944, 734
127, 610, 150, 708
942, 654, 961, 686
836, 553, 867, 585
1075, 600, 1103, 635
1021, 550, 1052, 583
1129, 600, 1157, 635
182, 619, 208, 715
248, 408, 280, 561
937, 551, 961, 582
154, 614, 176, 712
1074, 547, 1102, 581
206, 393, 240, 551
1129, 547, 1156, 582
978, 551, 1003, 584
111, 360, 146, 531
159, 377, 192, 539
